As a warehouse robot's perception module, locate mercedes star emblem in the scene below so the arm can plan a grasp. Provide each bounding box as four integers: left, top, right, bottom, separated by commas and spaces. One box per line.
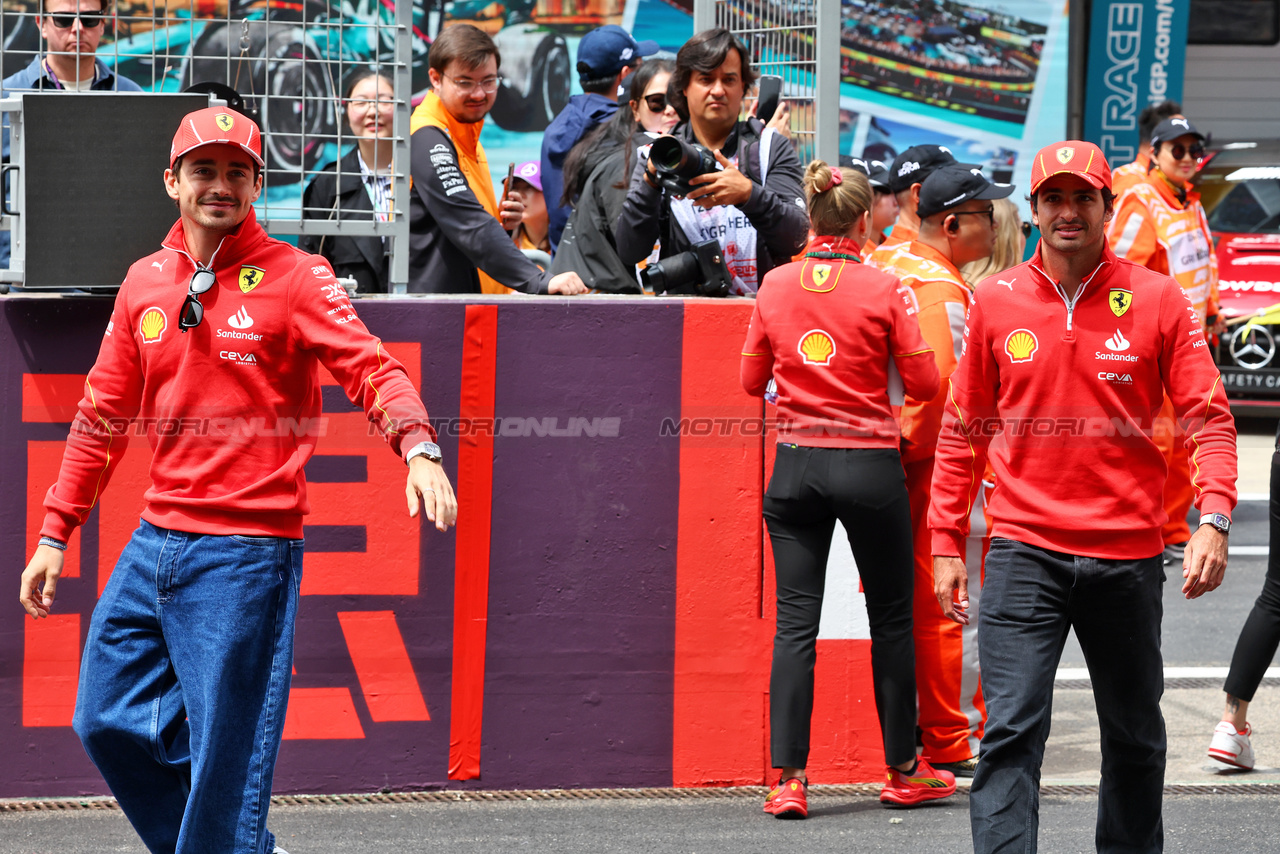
1230, 323, 1278, 370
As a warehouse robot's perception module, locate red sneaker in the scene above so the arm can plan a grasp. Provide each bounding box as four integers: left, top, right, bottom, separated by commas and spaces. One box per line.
879, 758, 956, 806
763, 776, 808, 819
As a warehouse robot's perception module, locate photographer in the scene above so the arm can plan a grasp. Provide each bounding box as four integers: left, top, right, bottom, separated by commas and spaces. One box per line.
614, 28, 808, 296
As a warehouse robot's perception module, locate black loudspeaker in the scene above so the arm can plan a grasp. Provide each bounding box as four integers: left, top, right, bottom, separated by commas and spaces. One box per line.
16, 92, 211, 288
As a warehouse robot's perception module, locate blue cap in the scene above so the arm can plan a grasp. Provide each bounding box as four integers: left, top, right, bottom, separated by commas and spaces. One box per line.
576, 25, 659, 79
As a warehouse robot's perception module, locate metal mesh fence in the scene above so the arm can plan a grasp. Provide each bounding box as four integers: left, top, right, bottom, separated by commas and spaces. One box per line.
713, 0, 817, 164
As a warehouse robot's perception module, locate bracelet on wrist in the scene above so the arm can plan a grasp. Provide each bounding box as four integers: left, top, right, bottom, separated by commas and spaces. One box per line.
38, 536, 67, 551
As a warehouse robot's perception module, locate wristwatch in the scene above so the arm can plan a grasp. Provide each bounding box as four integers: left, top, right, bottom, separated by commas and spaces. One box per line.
405, 441, 443, 465
1199, 512, 1231, 535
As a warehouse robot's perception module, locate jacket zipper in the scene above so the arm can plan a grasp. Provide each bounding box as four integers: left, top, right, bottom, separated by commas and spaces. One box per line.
1033, 260, 1108, 336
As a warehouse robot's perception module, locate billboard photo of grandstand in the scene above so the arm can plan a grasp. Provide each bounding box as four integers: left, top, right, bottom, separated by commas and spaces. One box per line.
841, 0, 1047, 127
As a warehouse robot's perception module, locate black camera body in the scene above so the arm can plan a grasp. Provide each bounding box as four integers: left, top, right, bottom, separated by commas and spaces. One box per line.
649, 135, 718, 197
640, 240, 733, 298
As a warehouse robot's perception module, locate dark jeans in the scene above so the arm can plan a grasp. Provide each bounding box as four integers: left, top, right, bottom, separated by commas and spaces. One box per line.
972, 538, 1165, 854
763, 445, 916, 769
73, 521, 302, 854
1224, 448, 1280, 702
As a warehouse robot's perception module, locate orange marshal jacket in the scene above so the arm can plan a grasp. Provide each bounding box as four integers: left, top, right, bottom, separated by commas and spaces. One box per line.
741, 236, 940, 447
1108, 171, 1219, 325
868, 219, 918, 271
1110, 151, 1151, 199
876, 240, 972, 464
928, 245, 1237, 560
41, 209, 435, 542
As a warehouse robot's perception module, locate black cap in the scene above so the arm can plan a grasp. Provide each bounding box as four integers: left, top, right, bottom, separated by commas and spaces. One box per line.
888, 144, 958, 194
917, 164, 1014, 219
1151, 116, 1205, 147
839, 156, 891, 190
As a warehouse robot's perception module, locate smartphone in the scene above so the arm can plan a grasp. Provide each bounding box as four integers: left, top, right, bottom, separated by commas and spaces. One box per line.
504, 162, 516, 199
756, 75, 782, 125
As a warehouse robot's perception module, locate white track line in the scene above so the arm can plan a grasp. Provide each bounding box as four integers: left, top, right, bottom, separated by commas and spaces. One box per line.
1239, 493, 1269, 502
1058, 666, 1280, 681
1232, 546, 1270, 556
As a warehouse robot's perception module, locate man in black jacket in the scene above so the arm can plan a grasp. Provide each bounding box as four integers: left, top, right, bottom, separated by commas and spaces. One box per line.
614, 28, 808, 295
407, 24, 586, 295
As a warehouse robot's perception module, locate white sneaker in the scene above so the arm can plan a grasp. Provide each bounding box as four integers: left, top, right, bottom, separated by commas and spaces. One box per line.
272, 847, 290, 854
1208, 720, 1255, 770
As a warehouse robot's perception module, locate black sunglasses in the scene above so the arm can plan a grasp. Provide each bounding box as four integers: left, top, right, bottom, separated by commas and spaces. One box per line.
642, 93, 667, 113
1167, 142, 1205, 161
952, 206, 996, 226
48, 10, 105, 27
179, 268, 217, 332
1020, 221, 1033, 238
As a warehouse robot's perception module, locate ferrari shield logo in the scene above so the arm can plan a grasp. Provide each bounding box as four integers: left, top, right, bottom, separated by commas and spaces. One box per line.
811, 264, 832, 289
1109, 288, 1132, 317
1056, 147, 1074, 164
238, 266, 266, 293
216, 113, 235, 132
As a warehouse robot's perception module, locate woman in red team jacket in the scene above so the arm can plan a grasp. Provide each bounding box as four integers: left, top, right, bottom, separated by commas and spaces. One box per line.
742, 160, 953, 816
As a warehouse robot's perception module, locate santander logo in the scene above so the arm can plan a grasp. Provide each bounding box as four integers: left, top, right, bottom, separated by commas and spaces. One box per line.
228, 306, 254, 330
1105, 329, 1130, 351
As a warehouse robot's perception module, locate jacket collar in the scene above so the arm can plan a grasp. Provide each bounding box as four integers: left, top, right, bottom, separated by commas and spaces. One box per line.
1027, 242, 1117, 292
907, 239, 967, 286
413, 91, 484, 160
1148, 167, 1196, 209
8, 54, 117, 90
804, 235, 864, 260
161, 206, 269, 274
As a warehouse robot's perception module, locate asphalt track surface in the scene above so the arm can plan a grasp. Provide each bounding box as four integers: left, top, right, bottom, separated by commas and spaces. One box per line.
3, 419, 1277, 853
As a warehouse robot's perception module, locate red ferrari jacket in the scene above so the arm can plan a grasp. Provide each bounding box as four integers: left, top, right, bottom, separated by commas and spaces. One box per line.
929, 244, 1236, 560
41, 209, 436, 541
741, 236, 940, 447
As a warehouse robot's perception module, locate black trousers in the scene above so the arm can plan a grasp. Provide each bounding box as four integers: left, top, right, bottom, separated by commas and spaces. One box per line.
763, 445, 917, 769
1224, 447, 1280, 702
971, 539, 1165, 854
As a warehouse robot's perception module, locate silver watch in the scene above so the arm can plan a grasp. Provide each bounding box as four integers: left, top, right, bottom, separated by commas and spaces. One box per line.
1199, 512, 1231, 535
405, 441, 443, 465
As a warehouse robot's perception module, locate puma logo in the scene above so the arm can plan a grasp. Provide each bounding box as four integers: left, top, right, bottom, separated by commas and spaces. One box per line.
998, 278, 1015, 291
152, 258, 168, 272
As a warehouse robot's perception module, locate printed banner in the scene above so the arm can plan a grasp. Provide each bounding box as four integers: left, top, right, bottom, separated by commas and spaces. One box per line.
1083, 0, 1191, 164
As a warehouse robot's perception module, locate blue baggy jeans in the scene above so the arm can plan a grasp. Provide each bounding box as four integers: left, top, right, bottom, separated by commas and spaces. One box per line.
72, 520, 302, 854
971, 538, 1165, 854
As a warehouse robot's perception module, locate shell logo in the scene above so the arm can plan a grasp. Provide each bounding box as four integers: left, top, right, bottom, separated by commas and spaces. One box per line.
798, 329, 836, 365
1004, 328, 1038, 363
139, 307, 168, 343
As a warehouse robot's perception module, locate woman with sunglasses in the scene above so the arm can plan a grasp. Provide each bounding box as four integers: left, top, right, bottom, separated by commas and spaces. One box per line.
1108, 116, 1224, 570
299, 68, 395, 294
549, 60, 675, 292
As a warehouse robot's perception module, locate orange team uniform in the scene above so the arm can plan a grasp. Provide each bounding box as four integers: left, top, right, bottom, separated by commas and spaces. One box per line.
868, 220, 918, 271
1108, 172, 1219, 546
1111, 150, 1151, 199
879, 240, 987, 764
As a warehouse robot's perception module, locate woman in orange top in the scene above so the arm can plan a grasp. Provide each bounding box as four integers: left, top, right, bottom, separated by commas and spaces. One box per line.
741, 160, 953, 818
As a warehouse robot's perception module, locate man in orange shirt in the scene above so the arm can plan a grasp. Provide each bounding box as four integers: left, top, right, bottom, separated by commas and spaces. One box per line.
879, 164, 1010, 776
1109, 116, 1223, 563
1111, 100, 1182, 199
869, 145, 960, 270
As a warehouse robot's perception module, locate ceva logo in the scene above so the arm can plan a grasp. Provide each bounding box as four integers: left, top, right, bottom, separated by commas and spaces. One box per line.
220, 350, 258, 364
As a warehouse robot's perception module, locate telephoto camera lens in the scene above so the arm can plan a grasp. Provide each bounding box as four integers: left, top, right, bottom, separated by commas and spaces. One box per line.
640, 251, 703, 294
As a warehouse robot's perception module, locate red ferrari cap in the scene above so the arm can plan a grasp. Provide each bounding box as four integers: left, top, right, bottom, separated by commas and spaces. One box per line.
170, 107, 264, 169
1030, 141, 1111, 194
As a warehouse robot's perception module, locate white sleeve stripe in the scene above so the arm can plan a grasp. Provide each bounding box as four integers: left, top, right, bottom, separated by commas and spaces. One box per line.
945, 301, 967, 362
1113, 213, 1144, 258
